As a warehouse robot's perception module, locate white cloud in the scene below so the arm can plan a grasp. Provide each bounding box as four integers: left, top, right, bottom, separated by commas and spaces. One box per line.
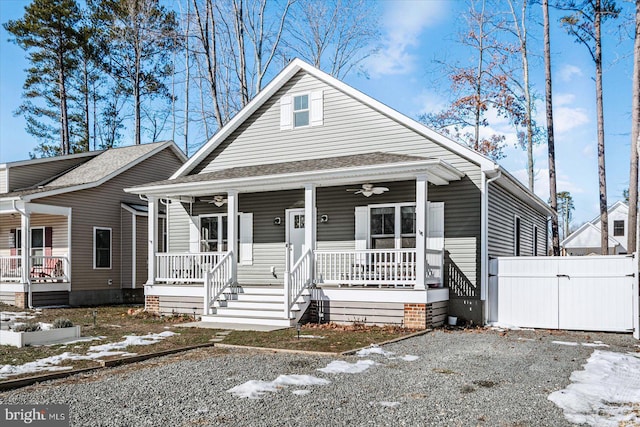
553, 106, 590, 134
582, 144, 595, 159
367, 1, 449, 77
554, 93, 576, 107
558, 64, 583, 82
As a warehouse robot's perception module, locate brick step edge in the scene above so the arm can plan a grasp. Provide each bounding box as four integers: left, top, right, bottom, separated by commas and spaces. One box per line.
0, 342, 218, 392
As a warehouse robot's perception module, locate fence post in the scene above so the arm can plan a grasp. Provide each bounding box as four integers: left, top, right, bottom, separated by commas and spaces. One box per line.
284, 245, 291, 319
633, 253, 639, 340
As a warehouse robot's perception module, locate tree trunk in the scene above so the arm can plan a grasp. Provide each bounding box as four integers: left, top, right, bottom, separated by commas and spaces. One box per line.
628, 0, 640, 254
194, 0, 223, 130
595, 0, 609, 254
521, 1, 534, 192
57, 28, 70, 155
83, 58, 90, 152
474, 0, 486, 152
543, 0, 560, 256
184, 0, 190, 156
234, 0, 249, 106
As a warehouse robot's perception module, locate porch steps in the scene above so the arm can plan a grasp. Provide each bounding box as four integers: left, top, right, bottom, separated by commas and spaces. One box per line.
201, 285, 311, 327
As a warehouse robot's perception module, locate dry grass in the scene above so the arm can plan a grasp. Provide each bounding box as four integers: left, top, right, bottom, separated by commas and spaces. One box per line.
224, 322, 419, 353
1, 303, 420, 382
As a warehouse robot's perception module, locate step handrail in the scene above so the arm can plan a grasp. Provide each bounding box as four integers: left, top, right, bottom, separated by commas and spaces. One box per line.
203, 251, 234, 316
284, 248, 313, 319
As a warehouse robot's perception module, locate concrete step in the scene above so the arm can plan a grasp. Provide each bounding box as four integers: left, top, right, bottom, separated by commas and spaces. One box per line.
201, 314, 293, 327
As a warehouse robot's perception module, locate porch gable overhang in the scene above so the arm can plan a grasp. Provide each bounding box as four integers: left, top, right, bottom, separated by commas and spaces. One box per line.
125, 157, 465, 198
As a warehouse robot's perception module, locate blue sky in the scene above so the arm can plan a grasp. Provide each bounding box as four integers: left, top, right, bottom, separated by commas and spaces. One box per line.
0, 0, 635, 227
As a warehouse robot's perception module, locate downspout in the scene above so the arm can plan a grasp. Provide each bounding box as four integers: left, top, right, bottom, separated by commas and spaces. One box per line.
12, 200, 32, 309
481, 169, 501, 325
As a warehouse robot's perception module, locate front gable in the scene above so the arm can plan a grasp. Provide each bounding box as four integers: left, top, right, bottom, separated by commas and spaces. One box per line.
185, 63, 486, 185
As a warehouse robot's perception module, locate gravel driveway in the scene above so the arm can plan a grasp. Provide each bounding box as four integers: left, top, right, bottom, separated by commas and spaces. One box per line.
1, 328, 637, 426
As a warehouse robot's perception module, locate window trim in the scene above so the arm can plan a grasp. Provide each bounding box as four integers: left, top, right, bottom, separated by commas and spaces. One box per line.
198, 213, 243, 260
533, 224, 538, 256
368, 202, 416, 249
93, 226, 112, 270
613, 220, 625, 237
292, 93, 310, 128
514, 215, 521, 256
15, 227, 46, 257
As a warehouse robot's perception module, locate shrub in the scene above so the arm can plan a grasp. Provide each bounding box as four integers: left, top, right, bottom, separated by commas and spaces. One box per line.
13, 321, 41, 332
52, 318, 74, 329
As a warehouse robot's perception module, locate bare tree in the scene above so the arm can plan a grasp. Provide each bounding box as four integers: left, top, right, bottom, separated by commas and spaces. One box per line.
628, 0, 640, 253
506, 0, 538, 191
421, 0, 524, 161
560, 0, 620, 254
284, 0, 379, 79
543, 0, 560, 256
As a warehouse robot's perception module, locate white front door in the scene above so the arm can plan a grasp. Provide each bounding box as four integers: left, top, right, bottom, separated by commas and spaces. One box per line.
286, 209, 306, 265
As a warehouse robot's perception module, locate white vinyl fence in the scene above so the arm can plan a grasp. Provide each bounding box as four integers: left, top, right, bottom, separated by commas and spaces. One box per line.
489, 255, 639, 336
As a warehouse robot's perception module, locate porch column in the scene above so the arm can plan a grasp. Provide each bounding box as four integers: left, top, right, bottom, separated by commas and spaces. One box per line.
20, 212, 30, 284
304, 184, 316, 255
227, 190, 238, 281
146, 196, 158, 285
415, 175, 428, 290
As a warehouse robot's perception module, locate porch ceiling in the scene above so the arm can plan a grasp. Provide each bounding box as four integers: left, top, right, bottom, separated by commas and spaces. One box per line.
126, 152, 465, 197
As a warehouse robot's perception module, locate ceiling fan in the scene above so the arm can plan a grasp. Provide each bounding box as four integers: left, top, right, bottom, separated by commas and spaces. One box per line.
200, 195, 228, 207
346, 184, 389, 197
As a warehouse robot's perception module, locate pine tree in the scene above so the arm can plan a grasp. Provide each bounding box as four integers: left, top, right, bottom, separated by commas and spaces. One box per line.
5, 0, 83, 156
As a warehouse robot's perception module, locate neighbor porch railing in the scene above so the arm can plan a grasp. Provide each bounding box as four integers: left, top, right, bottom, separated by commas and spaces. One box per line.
155, 252, 223, 283
314, 248, 443, 288
0, 256, 22, 283
203, 251, 234, 315
0, 255, 70, 283
284, 248, 313, 319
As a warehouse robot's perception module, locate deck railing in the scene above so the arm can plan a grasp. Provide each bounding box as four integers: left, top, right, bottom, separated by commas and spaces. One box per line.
155, 252, 223, 283
285, 249, 313, 319
314, 248, 444, 288
30, 255, 69, 282
0, 255, 70, 283
0, 256, 22, 282
203, 251, 234, 315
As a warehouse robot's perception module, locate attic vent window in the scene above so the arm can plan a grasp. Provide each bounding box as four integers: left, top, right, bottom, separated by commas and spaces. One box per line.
280, 90, 323, 130
613, 220, 624, 236
293, 95, 309, 127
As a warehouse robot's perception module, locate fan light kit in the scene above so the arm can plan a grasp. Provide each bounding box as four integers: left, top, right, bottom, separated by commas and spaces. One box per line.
201, 195, 228, 207
346, 183, 389, 197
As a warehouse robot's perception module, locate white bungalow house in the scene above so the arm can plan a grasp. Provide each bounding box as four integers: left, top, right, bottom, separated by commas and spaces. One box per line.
127, 59, 551, 329
562, 201, 629, 255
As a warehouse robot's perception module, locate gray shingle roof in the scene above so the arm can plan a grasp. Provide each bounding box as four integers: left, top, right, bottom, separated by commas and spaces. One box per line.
2, 141, 172, 198
141, 152, 428, 188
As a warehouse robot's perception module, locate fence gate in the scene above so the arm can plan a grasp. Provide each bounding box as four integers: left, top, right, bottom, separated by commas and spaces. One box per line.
489, 255, 638, 333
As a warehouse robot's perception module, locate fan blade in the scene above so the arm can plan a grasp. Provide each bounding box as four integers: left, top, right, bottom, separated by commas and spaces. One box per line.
372, 187, 389, 194
362, 191, 373, 197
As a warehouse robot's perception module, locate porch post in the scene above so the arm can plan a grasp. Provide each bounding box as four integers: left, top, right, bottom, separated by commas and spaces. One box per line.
146, 196, 158, 285
20, 212, 30, 284
415, 175, 428, 290
227, 190, 238, 282
304, 183, 316, 256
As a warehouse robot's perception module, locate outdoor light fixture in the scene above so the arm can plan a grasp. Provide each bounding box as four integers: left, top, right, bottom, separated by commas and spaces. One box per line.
320, 214, 329, 223
274, 217, 281, 225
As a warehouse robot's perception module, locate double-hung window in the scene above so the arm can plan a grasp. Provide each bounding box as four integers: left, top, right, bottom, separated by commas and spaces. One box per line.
370, 204, 416, 249
293, 94, 309, 128
613, 220, 624, 237
94, 227, 112, 269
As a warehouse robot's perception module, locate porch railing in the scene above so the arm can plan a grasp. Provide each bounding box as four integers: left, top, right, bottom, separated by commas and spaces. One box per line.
0, 255, 70, 283
30, 255, 69, 282
203, 251, 234, 315
0, 256, 22, 283
285, 249, 313, 319
155, 252, 223, 284
314, 248, 444, 288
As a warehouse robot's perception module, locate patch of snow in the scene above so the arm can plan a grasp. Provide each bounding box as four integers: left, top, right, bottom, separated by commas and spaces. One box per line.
298, 335, 326, 339
0, 312, 36, 322
552, 341, 579, 346
292, 390, 311, 396
370, 401, 401, 408
549, 350, 640, 427
318, 360, 377, 374
227, 374, 329, 399
357, 345, 394, 357
0, 331, 176, 379
399, 355, 419, 362
39, 323, 53, 331
88, 331, 177, 352
487, 322, 534, 331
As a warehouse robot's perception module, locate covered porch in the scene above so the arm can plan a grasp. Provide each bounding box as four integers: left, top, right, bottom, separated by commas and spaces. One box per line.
0, 201, 71, 307
129, 153, 464, 325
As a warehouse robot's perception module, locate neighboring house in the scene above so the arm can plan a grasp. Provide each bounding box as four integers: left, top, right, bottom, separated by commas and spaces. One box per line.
0, 141, 186, 308
562, 201, 629, 255
127, 59, 551, 328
